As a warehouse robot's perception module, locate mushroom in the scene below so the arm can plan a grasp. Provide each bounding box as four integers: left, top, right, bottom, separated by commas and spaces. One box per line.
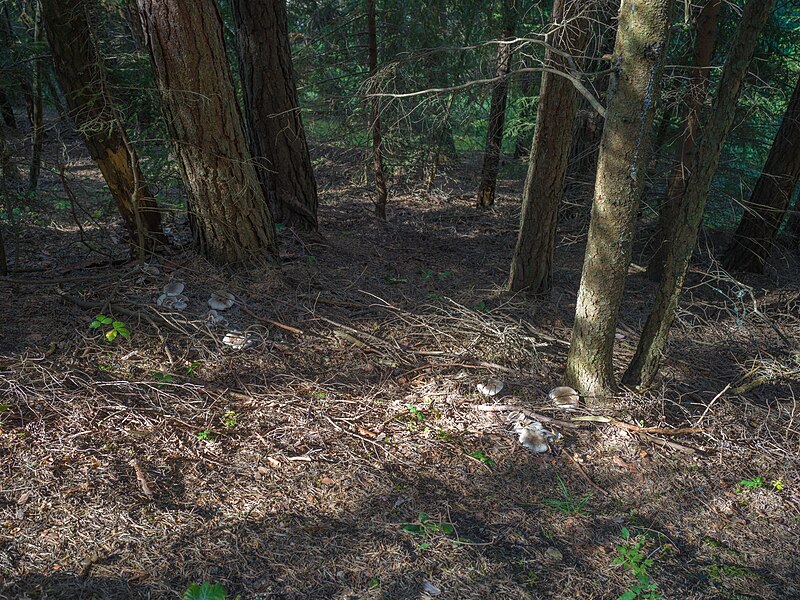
222, 331, 255, 350
208, 291, 236, 311
513, 421, 556, 453
206, 309, 229, 328
547, 386, 580, 411
157, 293, 188, 311
163, 281, 185, 297
477, 378, 504, 397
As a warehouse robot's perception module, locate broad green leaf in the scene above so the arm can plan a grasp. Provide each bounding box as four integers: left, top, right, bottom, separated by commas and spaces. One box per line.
118, 328, 131, 339
101, 316, 113, 325
89, 321, 101, 329
183, 582, 227, 600
105, 330, 117, 342
618, 592, 637, 600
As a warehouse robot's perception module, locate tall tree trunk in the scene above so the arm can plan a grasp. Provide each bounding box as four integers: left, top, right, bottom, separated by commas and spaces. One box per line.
0, 123, 13, 275
366, 0, 388, 220
231, 0, 319, 231
476, 0, 516, 208
787, 194, 800, 245
0, 92, 15, 129
41, 0, 163, 246
512, 70, 539, 160
647, 0, 721, 280
624, 0, 775, 389
723, 73, 800, 272
508, 0, 591, 294
28, 0, 43, 193
563, 0, 673, 399
136, 0, 278, 266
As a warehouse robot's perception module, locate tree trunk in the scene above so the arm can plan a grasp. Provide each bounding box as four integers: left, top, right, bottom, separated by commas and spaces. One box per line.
0, 123, 13, 275
41, 0, 163, 246
563, 0, 673, 399
723, 73, 800, 272
508, 0, 591, 294
367, 0, 388, 220
231, 0, 319, 231
28, 0, 43, 193
647, 0, 721, 280
136, 0, 278, 266
787, 194, 800, 245
624, 0, 775, 389
476, 0, 516, 208
0, 92, 15, 129
512, 70, 539, 160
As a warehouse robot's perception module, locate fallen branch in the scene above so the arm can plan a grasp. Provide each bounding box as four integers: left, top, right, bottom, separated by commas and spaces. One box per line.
562, 451, 608, 496
241, 305, 304, 335
475, 404, 585, 429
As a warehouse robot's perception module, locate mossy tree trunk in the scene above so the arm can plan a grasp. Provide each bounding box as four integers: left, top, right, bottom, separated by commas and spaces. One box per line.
624, 0, 775, 389
508, 0, 591, 294
476, 0, 516, 208
723, 73, 800, 272
136, 0, 278, 266
231, 0, 319, 231
563, 0, 673, 399
41, 0, 163, 246
647, 0, 721, 280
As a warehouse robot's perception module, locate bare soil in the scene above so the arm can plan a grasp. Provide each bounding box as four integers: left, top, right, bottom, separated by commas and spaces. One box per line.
1, 134, 799, 600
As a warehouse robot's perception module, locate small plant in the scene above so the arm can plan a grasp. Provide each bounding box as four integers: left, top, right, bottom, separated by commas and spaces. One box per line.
438, 270, 453, 280
89, 314, 131, 342
468, 449, 496, 467
473, 300, 488, 312
305, 254, 317, 266
541, 476, 592, 515
197, 429, 215, 442
772, 478, 784, 491
406, 404, 425, 421
613, 527, 662, 600
222, 410, 237, 429
402, 512, 455, 549
420, 268, 434, 281
183, 582, 232, 600
186, 361, 202, 377
153, 372, 174, 387
736, 476, 763, 492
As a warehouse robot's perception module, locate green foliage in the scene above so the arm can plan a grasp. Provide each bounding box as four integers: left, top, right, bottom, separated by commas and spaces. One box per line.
197, 429, 215, 442
89, 314, 131, 342
736, 476, 763, 492
183, 582, 228, 600
612, 528, 662, 600
222, 410, 237, 429
405, 404, 425, 421
186, 361, 202, 377
153, 373, 173, 387
401, 512, 455, 549
468, 449, 496, 467
540, 476, 592, 516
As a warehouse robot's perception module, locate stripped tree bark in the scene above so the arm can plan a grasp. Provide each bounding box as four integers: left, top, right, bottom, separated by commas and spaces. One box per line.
41, 0, 163, 246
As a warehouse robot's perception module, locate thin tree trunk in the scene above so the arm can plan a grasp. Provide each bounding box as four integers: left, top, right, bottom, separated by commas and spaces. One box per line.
508, 0, 591, 294
137, 0, 278, 266
41, 0, 163, 246
28, 0, 43, 193
426, 93, 455, 192
0, 92, 15, 129
0, 123, 12, 275
231, 0, 319, 231
563, 0, 673, 399
624, 0, 775, 389
723, 73, 800, 272
513, 70, 539, 160
476, 0, 516, 208
367, 0, 388, 220
647, 0, 721, 280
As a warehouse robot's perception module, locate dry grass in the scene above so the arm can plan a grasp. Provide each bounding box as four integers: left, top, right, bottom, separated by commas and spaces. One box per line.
1, 142, 799, 600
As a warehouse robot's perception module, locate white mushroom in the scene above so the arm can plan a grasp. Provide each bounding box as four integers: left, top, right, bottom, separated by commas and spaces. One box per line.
548, 386, 580, 411
141, 262, 160, 276
157, 293, 188, 311
206, 310, 228, 328
222, 330, 255, 350
477, 378, 504, 397
163, 281, 185, 297
513, 421, 555, 453
208, 291, 236, 311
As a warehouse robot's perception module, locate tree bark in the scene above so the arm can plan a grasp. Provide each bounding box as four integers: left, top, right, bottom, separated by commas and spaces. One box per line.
508, 0, 591, 294
41, 0, 163, 246
624, 0, 775, 389
136, 0, 278, 266
231, 0, 319, 230
28, 0, 43, 193
367, 0, 388, 220
647, 0, 721, 280
476, 0, 516, 208
723, 73, 800, 272
563, 0, 673, 399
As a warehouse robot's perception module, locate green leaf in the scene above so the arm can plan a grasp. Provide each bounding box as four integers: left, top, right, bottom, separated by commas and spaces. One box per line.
402, 524, 424, 535
89, 321, 101, 329
0, 404, 10, 412
112, 321, 126, 330
184, 582, 227, 600
101, 316, 113, 325
105, 329, 117, 342
118, 327, 131, 339
618, 592, 637, 600
621, 527, 631, 540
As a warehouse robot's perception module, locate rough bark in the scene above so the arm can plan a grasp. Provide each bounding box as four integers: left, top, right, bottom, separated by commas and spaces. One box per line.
28, 1, 43, 193
624, 0, 775, 389
476, 0, 516, 208
563, 0, 673, 399
136, 0, 278, 266
41, 0, 163, 245
723, 73, 800, 272
647, 0, 721, 280
231, 0, 319, 230
367, 0, 388, 220
508, 0, 591, 294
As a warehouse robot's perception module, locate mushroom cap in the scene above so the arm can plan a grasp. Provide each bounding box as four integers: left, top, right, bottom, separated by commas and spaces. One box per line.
208, 291, 236, 311
477, 378, 504, 397
548, 385, 580, 409
163, 281, 185, 297
222, 330, 253, 349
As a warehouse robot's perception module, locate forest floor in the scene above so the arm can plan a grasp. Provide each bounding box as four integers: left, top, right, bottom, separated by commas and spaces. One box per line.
1, 130, 799, 600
